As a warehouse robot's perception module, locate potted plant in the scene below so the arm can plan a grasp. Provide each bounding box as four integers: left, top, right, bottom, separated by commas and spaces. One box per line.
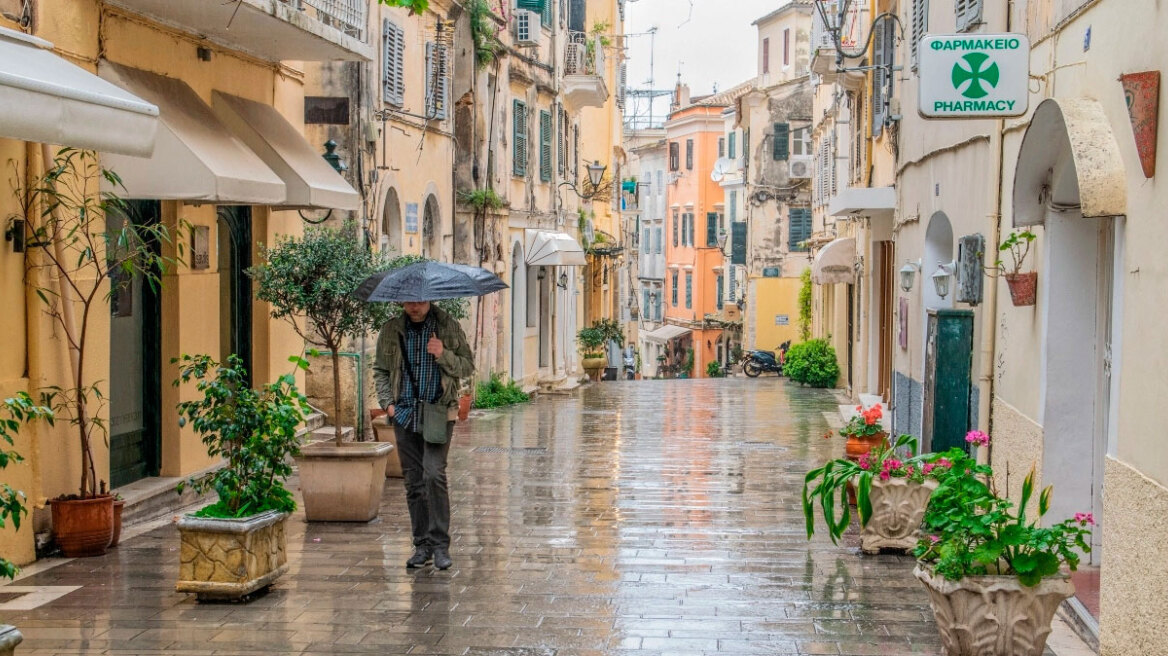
16, 149, 179, 557
784, 339, 840, 387
803, 434, 947, 553
913, 432, 1092, 656
705, 360, 724, 378
989, 229, 1038, 306
0, 393, 53, 656
577, 326, 607, 381
680, 348, 695, 379
172, 354, 309, 602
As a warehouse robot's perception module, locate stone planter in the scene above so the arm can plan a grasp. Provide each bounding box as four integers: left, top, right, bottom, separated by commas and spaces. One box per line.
1005, 272, 1037, 306
914, 565, 1074, 656
861, 478, 938, 553
0, 625, 22, 656
49, 495, 114, 557
843, 433, 887, 505
176, 510, 289, 602
296, 441, 394, 522
582, 357, 606, 381
370, 417, 403, 479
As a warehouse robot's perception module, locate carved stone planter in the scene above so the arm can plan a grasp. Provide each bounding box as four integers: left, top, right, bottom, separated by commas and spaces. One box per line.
176, 510, 289, 602
0, 625, 22, 656
861, 478, 938, 553
914, 565, 1073, 656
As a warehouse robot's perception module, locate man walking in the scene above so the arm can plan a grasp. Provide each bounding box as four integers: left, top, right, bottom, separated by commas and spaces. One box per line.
373, 300, 474, 570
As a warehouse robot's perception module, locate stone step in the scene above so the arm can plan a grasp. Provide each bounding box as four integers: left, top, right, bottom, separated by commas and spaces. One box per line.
304, 425, 356, 446
859, 393, 884, 409
838, 404, 860, 423
114, 464, 221, 529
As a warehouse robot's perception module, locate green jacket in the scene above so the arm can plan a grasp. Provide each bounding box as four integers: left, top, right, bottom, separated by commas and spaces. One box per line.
373, 306, 475, 417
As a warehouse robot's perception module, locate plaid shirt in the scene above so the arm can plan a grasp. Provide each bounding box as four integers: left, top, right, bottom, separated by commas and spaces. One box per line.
395, 315, 443, 432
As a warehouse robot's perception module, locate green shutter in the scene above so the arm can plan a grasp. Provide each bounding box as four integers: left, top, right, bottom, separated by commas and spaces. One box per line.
516, 0, 545, 11
672, 271, 679, 306
716, 275, 724, 310
513, 100, 527, 176
672, 212, 679, 246
728, 132, 736, 159
789, 208, 811, 251
731, 221, 747, 265
706, 212, 718, 247
539, 110, 552, 182
773, 122, 790, 161
685, 273, 692, 309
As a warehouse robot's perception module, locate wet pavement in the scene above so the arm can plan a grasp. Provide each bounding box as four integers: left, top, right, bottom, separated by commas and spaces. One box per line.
4, 379, 954, 655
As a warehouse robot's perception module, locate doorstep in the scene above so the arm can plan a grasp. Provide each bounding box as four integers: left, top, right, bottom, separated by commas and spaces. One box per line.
113, 463, 221, 529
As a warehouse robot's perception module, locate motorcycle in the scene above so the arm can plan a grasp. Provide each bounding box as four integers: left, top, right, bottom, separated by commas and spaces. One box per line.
741, 341, 791, 378
623, 352, 636, 380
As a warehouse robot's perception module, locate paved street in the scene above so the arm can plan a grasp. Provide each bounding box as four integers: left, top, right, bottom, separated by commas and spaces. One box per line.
6, 380, 960, 654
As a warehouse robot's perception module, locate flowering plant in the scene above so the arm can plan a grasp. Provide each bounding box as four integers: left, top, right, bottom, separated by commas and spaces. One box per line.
803, 434, 950, 544
839, 403, 886, 438
914, 432, 1093, 587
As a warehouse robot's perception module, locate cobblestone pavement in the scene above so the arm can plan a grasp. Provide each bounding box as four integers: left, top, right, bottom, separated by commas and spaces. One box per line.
2, 379, 1016, 654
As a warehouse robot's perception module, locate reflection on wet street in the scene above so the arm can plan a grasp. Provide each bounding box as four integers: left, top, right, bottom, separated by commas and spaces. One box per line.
2, 379, 949, 655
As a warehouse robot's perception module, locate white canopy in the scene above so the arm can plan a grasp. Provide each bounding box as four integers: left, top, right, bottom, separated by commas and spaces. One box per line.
812, 237, 856, 285
525, 230, 587, 267
0, 27, 158, 156
98, 63, 286, 204
643, 324, 691, 343
212, 92, 360, 210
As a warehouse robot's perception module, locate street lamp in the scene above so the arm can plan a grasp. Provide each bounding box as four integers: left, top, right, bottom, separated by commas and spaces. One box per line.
932, 261, 956, 299
899, 259, 921, 292
586, 160, 606, 188
716, 228, 729, 254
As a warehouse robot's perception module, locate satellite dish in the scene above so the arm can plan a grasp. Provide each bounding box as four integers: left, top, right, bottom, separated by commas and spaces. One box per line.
710, 157, 734, 182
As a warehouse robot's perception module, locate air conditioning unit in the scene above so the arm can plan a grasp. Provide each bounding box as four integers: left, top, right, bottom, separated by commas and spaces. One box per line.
788, 156, 812, 180
515, 9, 540, 46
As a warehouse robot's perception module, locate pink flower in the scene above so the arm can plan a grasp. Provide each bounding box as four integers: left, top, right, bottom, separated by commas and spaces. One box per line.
965, 430, 990, 447
1074, 512, 1095, 526
905, 466, 915, 476
922, 463, 935, 475
858, 456, 871, 471
936, 458, 952, 469
883, 459, 902, 471
879, 471, 891, 481
929, 535, 941, 544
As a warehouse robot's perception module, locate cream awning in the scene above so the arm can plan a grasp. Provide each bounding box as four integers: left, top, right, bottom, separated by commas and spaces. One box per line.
812, 237, 856, 285
525, 230, 587, 267
0, 27, 158, 156
98, 63, 285, 204
643, 324, 691, 343
212, 92, 360, 210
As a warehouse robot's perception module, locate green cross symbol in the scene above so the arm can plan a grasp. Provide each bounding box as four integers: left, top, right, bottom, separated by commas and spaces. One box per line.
951, 53, 1000, 99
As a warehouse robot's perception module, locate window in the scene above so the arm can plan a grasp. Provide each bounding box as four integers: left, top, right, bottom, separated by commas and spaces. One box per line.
718, 137, 725, 158
558, 108, 567, 175
656, 171, 663, 203
539, 110, 552, 182
671, 270, 679, 306
669, 142, 680, 171
911, 0, 929, 69
382, 19, 405, 106
783, 28, 790, 67
425, 42, 448, 120
642, 227, 650, 254
526, 266, 540, 327
955, 0, 983, 32
681, 212, 691, 246
728, 131, 736, 159
643, 287, 651, 317
672, 210, 679, 247
716, 274, 724, 310
789, 207, 812, 252
706, 212, 719, 247
772, 122, 790, 161
687, 213, 695, 246
791, 127, 810, 156
653, 226, 662, 254
685, 273, 692, 309
871, 16, 896, 136
762, 38, 770, 74
729, 191, 737, 222
743, 128, 750, 165
685, 139, 694, 170
512, 100, 527, 176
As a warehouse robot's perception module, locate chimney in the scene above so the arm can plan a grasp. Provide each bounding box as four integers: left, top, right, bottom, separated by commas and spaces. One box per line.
671, 82, 690, 112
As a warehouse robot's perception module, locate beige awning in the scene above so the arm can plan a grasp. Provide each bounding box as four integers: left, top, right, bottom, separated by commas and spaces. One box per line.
212, 92, 360, 210
98, 63, 285, 204
525, 230, 587, 267
812, 237, 856, 285
0, 27, 158, 155
643, 324, 691, 343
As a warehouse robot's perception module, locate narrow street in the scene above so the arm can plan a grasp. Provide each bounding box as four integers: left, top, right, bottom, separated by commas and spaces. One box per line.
1, 379, 962, 655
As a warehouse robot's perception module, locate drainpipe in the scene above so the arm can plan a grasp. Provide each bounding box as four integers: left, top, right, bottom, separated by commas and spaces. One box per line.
318, 351, 365, 440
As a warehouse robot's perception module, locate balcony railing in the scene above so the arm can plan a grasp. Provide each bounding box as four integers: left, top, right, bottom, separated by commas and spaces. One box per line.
565, 31, 605, 77
296, 0, 366, 41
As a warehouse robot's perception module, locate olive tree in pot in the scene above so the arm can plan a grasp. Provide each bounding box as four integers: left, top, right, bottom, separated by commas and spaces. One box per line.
577, 327, 607, 381
172, 354, 309, 601
0, 393, 53, 656
912, 432, 1093, 656
15, 149, 180, 557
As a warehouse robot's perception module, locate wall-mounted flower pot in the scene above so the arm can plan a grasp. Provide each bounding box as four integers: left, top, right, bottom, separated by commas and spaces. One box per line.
1005, 272, 1038, 306
297, 441, 394, 522
50, 495, 114, 557
915, 565, 1072, 656
861, 478, 938, 553
176, 510, 289, 602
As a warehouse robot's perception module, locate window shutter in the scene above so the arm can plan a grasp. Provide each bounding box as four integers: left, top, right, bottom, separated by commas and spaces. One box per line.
383, 20, 405, 106
512, 100, 527, 176
731, 222, 747, 265
789, 208, 811, 251
729, 190, 737, 222
743, 128, 750, 165
716, 275, 724, 309
542, 0, 552, 26
557, 109, 566, 175
762, 38, 770, 74
729, 266, 738, 300
685, 273, 692, 309
956, 0, 983, 32
685, 139, 693, 170
425, 43, 448, 120
718, 137, 725, 158
728, 132, 736, 159
706, 212, 718, 246
773, 122, 790, 161
516, 0, 545, 11
539, 110, 552, 182
871, 19, 886, 136
912, 0, 929, 69
669, 142, 679, 171
672, 211, 679, 246
672, 271, 679, 305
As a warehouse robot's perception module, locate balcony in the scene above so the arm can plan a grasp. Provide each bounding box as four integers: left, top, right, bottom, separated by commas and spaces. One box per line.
563, 31, 608, 109
810, 1, 867, 88
106, 0, 375, 62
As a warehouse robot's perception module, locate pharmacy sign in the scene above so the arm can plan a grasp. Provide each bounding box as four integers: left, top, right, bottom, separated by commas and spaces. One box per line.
919, 34, 1030, 118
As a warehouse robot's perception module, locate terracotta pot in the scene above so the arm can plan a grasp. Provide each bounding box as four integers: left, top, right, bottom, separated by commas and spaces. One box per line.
0, 625, 22, 656
1005, 272, 1037, 306
861, 478, 938, 553
176, 510, 289, 602
458, 394, 472, 422
110, 499, 126, 548
844, 432, 888, 461
296, 442, 394, 522
914, 565, 1073, 656
371, 416, 403, 479
50, 495, 114, 557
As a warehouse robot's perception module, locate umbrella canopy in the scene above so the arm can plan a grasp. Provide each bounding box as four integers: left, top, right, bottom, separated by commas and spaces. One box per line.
355, 261, 508, 302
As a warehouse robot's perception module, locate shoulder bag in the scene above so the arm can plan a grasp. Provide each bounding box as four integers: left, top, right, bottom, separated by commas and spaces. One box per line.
398, 334, 450, 444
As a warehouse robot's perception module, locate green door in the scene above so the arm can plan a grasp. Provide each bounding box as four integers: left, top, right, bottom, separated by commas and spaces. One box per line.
217, 207, 253, 384
108, 200, 162, 488
923, 309, 974, 453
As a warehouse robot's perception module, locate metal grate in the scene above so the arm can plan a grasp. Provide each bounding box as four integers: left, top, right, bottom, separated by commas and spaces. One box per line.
299, 0, 366, 40
473, 446, 548, 455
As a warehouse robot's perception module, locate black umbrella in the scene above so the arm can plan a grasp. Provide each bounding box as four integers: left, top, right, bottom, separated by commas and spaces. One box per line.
355, 260, 508, 302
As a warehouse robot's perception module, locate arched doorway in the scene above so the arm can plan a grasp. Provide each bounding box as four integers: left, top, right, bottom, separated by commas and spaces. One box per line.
923, 212, 954, 314
381, 187, 402, 254
510, 241, 526, 381
423, 194, 441, 260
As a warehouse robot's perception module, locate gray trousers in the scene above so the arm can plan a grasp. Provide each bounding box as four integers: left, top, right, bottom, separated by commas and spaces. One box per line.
394, 422, 454, 549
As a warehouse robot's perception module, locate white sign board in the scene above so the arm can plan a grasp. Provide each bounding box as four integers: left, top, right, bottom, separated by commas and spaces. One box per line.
775, 315, 790, 326
919, 34, 1030, 118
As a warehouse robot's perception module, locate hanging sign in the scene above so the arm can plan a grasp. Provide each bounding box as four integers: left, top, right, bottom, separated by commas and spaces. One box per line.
919, 34, 1030, 118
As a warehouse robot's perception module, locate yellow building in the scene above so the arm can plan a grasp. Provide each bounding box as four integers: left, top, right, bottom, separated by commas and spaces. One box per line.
0, 0, 362, 566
